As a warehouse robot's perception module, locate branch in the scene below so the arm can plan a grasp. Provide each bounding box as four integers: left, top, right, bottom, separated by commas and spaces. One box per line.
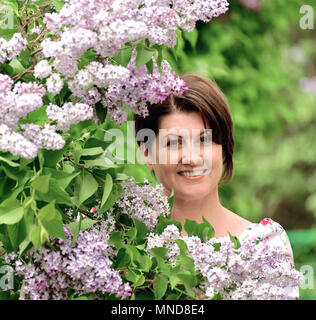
12, 65, 34, 81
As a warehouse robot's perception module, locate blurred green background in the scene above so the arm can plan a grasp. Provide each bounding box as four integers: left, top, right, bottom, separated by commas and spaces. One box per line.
114, 0, 316, 299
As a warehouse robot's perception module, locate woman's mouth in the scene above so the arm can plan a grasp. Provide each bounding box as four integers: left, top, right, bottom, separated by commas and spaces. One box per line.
177, 169, 208, 180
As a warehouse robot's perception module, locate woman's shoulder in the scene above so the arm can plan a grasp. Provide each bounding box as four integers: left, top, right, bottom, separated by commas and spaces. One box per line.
238, 218, 293, 255
209, 217, 293, 254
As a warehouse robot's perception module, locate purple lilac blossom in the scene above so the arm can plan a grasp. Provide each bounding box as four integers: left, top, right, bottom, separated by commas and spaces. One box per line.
4, 226, 132, 300
20, 123, 66, 150
0, 33, 28, 64
46, 102, 94, 132
115, 177, 170, 230
146, 228, 304, 300
35, 0, 227, 124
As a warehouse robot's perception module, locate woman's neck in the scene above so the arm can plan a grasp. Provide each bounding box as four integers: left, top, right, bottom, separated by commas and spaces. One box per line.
169, 188, 227, 236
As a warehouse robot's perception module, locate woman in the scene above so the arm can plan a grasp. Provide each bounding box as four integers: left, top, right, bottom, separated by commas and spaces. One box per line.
134, 74, 300, 299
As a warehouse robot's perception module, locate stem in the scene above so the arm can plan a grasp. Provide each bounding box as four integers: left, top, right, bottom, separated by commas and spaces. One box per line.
79, 209, 100, 221
12, 65, 34, 81
30, 47, 43, 57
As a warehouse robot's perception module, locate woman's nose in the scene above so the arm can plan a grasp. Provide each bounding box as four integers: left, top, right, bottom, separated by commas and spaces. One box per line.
181, 143, 203, 165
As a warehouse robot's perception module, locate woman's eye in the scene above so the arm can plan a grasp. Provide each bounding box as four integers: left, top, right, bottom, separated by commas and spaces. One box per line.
201, 135, 212, 143
167, 139, 180, 147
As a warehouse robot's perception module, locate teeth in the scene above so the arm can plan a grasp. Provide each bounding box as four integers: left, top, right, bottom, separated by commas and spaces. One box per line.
179, 169, 206, 177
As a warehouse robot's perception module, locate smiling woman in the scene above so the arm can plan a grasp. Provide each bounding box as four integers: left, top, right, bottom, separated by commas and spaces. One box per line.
134, 74, 250, 238
134, 74, 301, 299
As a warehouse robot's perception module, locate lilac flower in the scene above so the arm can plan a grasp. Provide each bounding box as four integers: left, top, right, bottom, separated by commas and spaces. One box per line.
34, 60, 53, 80
5, 226, 132, 300
46, 102, 94, 132
46, 73, 64, 95
146, 226, 304, 300
115, 177, 170, 230
20, 123, 66, 150
101, 54, 188, 123
36, 0, 226, 124
0, 33, 28, 63
0, 124, 38, 159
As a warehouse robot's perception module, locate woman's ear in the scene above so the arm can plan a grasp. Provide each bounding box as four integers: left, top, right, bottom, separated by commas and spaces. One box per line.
139, 142, 154, 171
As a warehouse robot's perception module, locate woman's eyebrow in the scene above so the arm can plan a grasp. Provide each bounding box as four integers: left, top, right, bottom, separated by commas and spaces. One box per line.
163, 131, 208, 138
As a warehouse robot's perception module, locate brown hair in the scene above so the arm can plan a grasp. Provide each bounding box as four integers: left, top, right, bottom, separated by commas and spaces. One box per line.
134, 74, 234, 184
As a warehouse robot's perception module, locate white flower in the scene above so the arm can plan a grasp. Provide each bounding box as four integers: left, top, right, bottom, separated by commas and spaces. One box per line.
46, 73, 64, 95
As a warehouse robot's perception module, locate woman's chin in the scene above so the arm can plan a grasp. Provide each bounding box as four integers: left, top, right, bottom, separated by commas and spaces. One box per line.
174, 186, 211, 202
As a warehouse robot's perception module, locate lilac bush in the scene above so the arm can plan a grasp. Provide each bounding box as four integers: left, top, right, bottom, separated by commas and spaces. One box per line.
5, 226, 132, 300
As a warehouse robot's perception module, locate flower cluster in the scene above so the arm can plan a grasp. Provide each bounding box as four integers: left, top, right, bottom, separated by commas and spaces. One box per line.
146, 225, 305, 300
5, 226, 132, 300
32, 0, 228, 124
115, 178, 170, 230
46, 102, 94, 132
0, 74, 61, 158
0, 33, 28, 64
42, 0, 229, 54
146, 224, 182, 261
0, 71, 95, 158
101, 55, 188, 123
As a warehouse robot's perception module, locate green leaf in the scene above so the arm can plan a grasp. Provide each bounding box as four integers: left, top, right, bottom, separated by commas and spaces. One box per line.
6, 58, 25, 76
68, 218, 98, 235
168, 188, 174, 212
31, 174, 51, 193
107, 231, 123, 250
99, 183, 119, 213
149, 247, 168, 260
133, 218, 148, 242
52, 0, 65, 12
112, 46, 132, 67
101, 173, 113, 208
37, 201, 65, 239
135, 254, 152, 272
35, 178, 72, 205
114, 247, 131, 268
1, 162, 26, 180
153, 274, 168, 300
126, 270, 138, 282
145, 58, 153, 74
184, 216, 214, 242
77, 171, 98, 205
73, 147, 104, 165
31, 225, 47, 251
42, 168, 80, 190
42, 143, 68, 168
175, 239, 188, 256
133, 274, 145, 287
228, 232, 241, 250
6, 219, 27, 251
136, 42, 155, 67
0, 199, 24, 224
176, 273, 197, 297
176, 255, 195, 273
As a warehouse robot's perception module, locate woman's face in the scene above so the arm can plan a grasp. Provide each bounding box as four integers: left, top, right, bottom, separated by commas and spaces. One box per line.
145, 111, 224, 200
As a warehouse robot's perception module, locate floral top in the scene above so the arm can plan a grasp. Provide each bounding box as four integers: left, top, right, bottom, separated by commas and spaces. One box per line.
206, 218, 300, 300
